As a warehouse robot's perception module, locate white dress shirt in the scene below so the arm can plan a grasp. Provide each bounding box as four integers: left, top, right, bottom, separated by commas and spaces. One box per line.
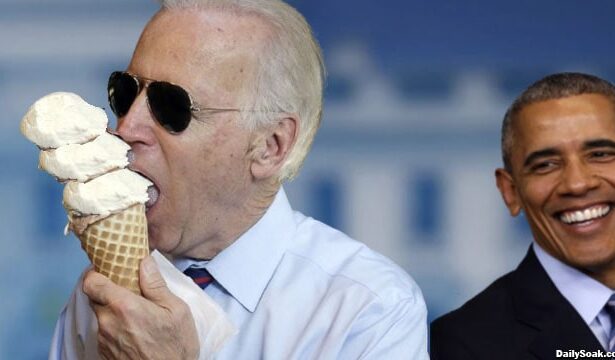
49, 188, 429, 359
533, 243, 614, 349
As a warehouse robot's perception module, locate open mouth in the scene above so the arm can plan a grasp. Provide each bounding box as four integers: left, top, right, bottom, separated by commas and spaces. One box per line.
146, 184, 160, 209
127, 158, 160, 210
126, 150, 160, 211
558, 204, 611, 225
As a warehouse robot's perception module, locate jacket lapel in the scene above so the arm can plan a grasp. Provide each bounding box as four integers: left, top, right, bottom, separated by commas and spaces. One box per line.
510, 247, 604, 359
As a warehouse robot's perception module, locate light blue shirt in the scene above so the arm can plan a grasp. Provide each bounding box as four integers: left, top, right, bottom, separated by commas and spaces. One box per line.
533, 243, 613, 349
50, 189, 429, 359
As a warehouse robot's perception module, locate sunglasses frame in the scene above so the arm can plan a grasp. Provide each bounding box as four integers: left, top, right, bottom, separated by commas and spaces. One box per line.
108, 71, 241, 134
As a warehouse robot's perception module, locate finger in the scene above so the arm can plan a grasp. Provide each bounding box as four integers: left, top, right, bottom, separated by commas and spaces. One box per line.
139, 255, 174, 305
88, 300, 107, 318
89, 301, 121, 359
83, 270, 133, 305
98, 338, 114, 360
89, 300, 101, 313
83, 270, 113, 305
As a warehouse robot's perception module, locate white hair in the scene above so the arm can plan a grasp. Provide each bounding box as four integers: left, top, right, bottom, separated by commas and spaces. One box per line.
157, 0, 325, 182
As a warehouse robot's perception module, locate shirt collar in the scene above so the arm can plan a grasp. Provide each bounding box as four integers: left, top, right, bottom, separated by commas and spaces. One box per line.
174, 188, 296, 312
533, 242, 613, 325
172, 257, 208, 272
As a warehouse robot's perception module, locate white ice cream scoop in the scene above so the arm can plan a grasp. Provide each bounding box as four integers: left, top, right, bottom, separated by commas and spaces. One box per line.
20, 92, 107, 149
63, 168, 153, 217
40, 132, 130, 182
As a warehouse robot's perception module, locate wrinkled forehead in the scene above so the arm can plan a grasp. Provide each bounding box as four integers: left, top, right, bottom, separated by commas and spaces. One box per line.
129, 7, 273, 103
517, 94, 615, 129
513, 94, 615, 153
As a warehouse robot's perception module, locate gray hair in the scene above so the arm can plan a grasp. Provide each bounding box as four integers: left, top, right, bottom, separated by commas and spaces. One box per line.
501, 72, 615, 172
157, 0, 325, 182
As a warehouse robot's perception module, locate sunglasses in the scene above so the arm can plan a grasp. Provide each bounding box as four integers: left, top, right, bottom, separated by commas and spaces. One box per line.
107, 71, 240, 133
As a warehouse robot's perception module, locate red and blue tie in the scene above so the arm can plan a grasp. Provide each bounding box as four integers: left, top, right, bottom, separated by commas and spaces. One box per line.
183, 267, 214, 289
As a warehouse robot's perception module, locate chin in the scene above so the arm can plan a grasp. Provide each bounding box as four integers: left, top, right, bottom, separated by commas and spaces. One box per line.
565, 247, 615, 272
146, 226, 164, 252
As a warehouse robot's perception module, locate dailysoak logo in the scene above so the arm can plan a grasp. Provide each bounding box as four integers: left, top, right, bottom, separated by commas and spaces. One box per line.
556, 349, 615, 359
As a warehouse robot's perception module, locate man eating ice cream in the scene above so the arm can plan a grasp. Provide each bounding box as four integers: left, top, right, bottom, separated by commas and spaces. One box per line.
47, 0, 429, 359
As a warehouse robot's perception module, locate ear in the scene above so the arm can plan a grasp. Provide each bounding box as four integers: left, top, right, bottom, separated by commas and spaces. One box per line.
250, 115, 298, 180
495, 168, 522, 217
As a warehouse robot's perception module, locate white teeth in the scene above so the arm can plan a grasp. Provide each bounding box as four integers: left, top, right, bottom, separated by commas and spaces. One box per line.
566, 213, 574, 223
601, 207, 609, 217
565, 212, 575, 223
560, 205, 611, 224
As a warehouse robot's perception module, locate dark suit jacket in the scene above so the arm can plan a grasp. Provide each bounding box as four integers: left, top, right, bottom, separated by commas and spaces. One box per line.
430, 247, 607, 360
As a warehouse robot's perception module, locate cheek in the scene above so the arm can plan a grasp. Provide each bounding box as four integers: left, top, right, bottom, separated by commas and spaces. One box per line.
187, 134, 249, 187
596, 170, 615, 186
212, 123, 252, 164
170, 119, 253, 189
159, 135, 211, 199
519, 177, 557, 211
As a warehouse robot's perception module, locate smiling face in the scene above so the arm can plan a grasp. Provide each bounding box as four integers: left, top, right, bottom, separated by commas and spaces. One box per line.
496, 94, 615, 279
115, 8, 273, 258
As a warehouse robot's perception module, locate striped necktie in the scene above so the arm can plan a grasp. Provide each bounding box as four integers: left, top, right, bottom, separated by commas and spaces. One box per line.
183, 266, 214, 289
605, 294, 615, 351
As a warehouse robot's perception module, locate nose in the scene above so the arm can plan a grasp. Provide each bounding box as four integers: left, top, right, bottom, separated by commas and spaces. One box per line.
114, 91, 156, 146
556, 158, 600, 196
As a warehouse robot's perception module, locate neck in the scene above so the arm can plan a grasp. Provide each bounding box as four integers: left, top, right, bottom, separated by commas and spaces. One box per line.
586, 264, 615, 290
185, 180, 280, 259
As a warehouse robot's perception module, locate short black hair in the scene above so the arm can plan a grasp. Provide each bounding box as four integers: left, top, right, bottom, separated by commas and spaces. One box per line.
501, 72, 615, 172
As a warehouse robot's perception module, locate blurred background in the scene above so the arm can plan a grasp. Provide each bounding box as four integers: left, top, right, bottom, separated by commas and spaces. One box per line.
3, 0, 615, 357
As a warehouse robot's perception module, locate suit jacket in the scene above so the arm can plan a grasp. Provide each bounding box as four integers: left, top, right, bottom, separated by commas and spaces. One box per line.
430, 247, 607, 360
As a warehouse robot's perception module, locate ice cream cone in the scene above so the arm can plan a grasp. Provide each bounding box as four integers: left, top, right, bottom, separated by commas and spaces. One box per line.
76, 203, 149, 294
20, 92, 153, 294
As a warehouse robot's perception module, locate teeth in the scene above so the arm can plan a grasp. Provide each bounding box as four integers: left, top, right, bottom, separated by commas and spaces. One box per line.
146, 185, 159, 208
127, 150, 135, 164
560, 205, 610, 224
563, 213, 572, 223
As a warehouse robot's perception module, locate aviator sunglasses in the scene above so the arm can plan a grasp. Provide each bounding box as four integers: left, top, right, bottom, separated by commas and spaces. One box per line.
107, 71, 240, 133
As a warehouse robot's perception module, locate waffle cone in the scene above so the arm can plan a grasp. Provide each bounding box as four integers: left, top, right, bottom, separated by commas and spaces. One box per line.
76, 203, 149, 294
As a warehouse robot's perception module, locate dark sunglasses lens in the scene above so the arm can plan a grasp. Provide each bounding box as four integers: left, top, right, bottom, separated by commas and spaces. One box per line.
108, 72, 139, 117
147, 82, 192, 133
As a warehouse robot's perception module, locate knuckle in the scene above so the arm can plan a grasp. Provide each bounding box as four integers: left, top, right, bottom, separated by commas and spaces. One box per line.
82, 273, 94, 294
172, 299, 192, 320
114, 298, 138, 320
95, 308, 107, 325
148, 277, 168, 292
83, 273, 106, 301
96, 312, 112, 337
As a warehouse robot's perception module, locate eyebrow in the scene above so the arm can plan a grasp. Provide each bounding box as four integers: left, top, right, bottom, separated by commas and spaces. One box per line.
583, 139, 615, 150
523, 148, 559, 168
522, 138, 615, 168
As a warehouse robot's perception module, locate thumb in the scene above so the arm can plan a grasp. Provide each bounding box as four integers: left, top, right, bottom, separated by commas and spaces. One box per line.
139, 255, 173, 304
